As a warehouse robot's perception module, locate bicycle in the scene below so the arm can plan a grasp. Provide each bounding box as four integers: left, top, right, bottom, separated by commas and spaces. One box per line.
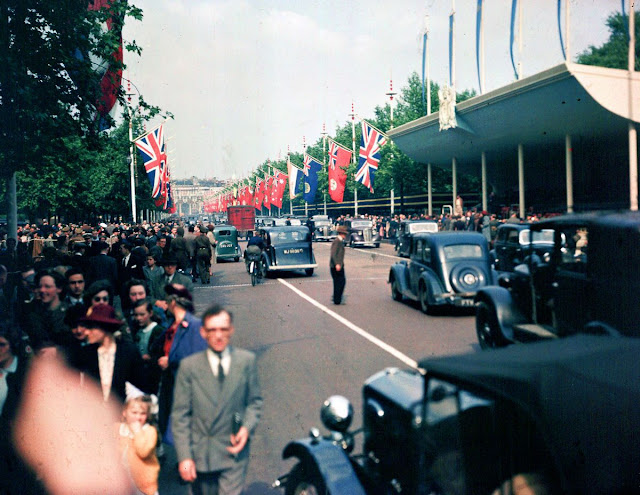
247, 253, 263, 286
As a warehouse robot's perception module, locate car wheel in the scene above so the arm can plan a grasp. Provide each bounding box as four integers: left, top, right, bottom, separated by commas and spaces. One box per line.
349, 238, 354, 248
234, 256, 239, 262
305, 268, 314, 276
391, 277, 403, 302
419, 284, 431, 314
476, 301, 505, 350
285, 463, 326, 495
375, 243, 380, 248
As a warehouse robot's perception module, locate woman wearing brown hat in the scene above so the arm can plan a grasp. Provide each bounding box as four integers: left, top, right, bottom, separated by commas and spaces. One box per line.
75, 304, 151, 403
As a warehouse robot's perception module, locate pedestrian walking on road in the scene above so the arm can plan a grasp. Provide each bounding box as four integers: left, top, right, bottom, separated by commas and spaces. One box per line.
330, 225, 348, 305
171, 304, 262, 495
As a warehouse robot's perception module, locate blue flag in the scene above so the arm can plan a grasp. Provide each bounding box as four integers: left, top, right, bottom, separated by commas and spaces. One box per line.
303, 153, 323, 203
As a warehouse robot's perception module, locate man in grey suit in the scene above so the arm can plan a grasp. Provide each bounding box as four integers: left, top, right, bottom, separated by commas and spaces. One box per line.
171, 304, 262, 495
152, 253, 194, 310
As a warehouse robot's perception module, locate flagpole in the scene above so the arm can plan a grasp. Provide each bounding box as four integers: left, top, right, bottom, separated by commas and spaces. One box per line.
321, 123, 328, 216
425, 14, 431, 115
350, 102, 358, 217
127, 104, 137, 224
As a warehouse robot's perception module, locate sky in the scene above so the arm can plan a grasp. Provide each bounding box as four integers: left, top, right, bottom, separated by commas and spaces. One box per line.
121, 0, 620, 180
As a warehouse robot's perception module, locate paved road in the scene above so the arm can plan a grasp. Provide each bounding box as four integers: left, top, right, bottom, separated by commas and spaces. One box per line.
172, 240, 479, 494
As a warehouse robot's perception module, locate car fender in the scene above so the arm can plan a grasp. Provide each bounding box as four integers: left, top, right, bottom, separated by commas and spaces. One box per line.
420, 270, 445, 302
282, 438, 366, 495
474, 286, 528, 342
389, 262, 409, 293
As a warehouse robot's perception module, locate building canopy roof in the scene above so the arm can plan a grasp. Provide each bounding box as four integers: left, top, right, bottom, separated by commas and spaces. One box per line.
388, 63, 640, 172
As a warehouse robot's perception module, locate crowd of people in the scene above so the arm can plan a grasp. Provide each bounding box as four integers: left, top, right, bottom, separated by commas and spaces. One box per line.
0, 219, 263, 495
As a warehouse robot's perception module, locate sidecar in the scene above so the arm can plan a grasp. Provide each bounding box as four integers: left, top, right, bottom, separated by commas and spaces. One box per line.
274, 336, 640, 495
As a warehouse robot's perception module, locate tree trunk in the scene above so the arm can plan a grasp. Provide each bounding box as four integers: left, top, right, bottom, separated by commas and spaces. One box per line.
8, 172, 17, 240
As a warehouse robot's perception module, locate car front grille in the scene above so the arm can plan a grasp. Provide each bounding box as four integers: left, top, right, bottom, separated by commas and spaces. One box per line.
364, 229, 372, 242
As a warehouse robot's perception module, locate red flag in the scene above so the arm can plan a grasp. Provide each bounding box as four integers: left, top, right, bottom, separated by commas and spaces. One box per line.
271, 171, 288, 209
328, 139, 351, 203
254, 179, 264, 211
263, 176, 273, 210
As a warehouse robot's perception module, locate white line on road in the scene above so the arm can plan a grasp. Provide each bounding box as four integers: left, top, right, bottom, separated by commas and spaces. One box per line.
347, 247, 402, 260
198, 276, 386, 289
278, 278, 419, 370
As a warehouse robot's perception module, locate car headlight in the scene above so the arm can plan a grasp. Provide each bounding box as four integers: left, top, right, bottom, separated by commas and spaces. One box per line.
357, 230, 363, 236
321, 395, 353, 433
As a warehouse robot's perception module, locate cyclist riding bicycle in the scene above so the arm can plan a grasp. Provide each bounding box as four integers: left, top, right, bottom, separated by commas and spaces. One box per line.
245, 232, 266, 272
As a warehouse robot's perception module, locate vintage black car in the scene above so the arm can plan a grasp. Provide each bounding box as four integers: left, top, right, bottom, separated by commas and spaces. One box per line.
389, 232, 493, 313
491, 223, 555, 272
308, 215, 337, 242
395, 219, 439, 257
258, 226, 317, 276
475, 211, 640, 349
275, 336, 640, 495
345, 218, 381, 248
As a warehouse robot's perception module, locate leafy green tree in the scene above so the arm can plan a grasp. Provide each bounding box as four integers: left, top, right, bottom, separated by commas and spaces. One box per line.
1, 1, 170, 231
577, 11, 640, 70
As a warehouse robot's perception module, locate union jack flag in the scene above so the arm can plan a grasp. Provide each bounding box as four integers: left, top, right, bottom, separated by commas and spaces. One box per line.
134, 124, 168, 199
355, 121, 387, 192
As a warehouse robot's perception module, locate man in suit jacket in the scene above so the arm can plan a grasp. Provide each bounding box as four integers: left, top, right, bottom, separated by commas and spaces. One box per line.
84, 241, 118, 290
172, 304, 262, 495
152, 253, 194, 308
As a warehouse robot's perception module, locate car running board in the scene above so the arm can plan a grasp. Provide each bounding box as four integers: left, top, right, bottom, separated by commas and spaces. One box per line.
512, 324, 558, 342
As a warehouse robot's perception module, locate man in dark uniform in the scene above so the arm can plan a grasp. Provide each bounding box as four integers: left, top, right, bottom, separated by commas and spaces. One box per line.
330, 225, 348, 305
194, 227, 212, 284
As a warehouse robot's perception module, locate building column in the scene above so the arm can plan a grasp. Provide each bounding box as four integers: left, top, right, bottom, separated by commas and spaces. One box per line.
427, 163, 433, 217
630, 123, 638, 211
518, 144, 525, 219
565, 134, 574, 213
481, 152, 487, 212
452, 157, 458, 210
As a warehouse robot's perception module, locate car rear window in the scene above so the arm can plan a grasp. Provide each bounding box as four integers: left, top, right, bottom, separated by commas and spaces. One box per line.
216, 230, 232, 236
443, 244, 484, 260
409, 223, 438, 234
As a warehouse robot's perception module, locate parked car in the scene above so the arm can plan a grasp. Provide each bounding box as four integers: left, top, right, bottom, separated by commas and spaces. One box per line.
344, 218, 381, 248
213, 225, 241, 262
258, 226, 317, 276
395, 219, 439, 257
274, 335, 640, 495
475, 211, 640, 349
308, 215, 337, 242
389, 232, 493, 313
491, 223, 555, 271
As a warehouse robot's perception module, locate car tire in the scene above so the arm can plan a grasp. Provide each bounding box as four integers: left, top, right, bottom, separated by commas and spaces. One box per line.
476, 301, 505, 350
285, 463, 326, 495
391, 277, 403, 302
419, 284, 431, 314
234, 256, 239, 262
375, 243, 380, 248
349, 238, 354, 248
305, 268, 314, 276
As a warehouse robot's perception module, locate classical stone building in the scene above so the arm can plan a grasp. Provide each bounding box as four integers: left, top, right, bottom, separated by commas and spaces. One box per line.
172, 177, 229, 217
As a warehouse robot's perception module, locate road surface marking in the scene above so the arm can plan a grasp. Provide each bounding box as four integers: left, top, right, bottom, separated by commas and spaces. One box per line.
278, 278, 419, 370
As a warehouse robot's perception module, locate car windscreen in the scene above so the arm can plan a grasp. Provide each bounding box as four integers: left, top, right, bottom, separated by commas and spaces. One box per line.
520, 229, 554, 244
443, 244, 485, 260
409, 223, 438, 234
351, 221, 372, 228
215, 230, 232, 236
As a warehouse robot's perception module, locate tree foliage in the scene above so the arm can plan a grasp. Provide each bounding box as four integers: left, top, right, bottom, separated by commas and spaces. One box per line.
1, 1, 171, 223
577, 12, 640, 70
